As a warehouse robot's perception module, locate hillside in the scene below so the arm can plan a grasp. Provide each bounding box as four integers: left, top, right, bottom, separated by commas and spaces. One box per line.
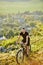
0, 13, 43, 64
0, 11, 43, 38
0, 50, 43, 65
0, 0, 43, 65
0, 36, 43, 65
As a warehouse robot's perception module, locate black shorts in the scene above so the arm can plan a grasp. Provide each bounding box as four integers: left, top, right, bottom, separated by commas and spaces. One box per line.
22, 37, 30, 46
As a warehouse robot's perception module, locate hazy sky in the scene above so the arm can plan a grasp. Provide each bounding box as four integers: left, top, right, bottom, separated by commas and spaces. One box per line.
0, 0, 43, 2
0, 0, 31, 2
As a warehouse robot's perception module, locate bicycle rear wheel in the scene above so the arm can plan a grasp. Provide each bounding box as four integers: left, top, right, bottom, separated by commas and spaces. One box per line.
16, 49, 24, 64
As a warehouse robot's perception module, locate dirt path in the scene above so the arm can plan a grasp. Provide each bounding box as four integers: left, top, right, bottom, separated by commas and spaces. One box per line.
0, 49, 43, 65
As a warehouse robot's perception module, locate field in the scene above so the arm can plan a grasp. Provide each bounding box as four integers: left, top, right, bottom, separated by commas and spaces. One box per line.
0, 2, 43, 14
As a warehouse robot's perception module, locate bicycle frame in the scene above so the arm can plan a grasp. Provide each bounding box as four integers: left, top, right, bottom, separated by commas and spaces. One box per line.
16, 43, 31, 64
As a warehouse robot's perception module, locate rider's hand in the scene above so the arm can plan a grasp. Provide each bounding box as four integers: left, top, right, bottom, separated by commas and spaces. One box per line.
20, 42, 23, 45
25, 42, 27, 45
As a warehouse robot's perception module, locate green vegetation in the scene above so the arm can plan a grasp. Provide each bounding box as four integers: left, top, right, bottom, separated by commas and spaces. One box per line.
0, 1, 43, 65
0, 12, 43, 52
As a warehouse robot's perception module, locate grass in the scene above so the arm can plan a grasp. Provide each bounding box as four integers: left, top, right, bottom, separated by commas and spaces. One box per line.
31, 39, 43, 52
0, 36, 43, 65
0, 35, 43, 52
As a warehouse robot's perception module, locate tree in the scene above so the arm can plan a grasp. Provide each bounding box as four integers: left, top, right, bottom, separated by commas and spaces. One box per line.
6, 30, 14, 39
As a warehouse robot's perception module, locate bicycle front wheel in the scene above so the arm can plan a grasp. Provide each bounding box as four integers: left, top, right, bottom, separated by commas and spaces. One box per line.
16, 49, 24, 64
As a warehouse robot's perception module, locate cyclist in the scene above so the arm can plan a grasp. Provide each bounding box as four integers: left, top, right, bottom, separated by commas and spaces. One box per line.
16, 28, 30, 57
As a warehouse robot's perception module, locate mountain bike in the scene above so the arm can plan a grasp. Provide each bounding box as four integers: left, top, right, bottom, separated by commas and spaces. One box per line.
16, 43, 31, 64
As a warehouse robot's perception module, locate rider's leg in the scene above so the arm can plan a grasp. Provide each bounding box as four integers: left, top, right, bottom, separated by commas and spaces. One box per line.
26, 37, 30, 57
26, 46, 30, 55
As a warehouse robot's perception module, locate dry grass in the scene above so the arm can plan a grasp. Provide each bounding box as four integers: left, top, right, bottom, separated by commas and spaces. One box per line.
0, 49, 43, 65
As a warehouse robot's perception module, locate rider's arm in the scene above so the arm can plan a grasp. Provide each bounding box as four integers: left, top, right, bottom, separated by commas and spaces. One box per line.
26, 35, 29, 44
